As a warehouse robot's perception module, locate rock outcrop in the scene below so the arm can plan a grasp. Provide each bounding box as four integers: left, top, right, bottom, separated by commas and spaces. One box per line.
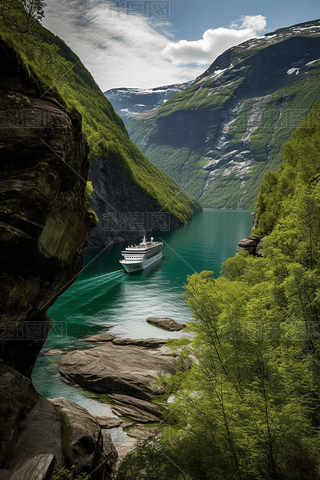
49, 398, 118, 479
236, 236, 265, 257
6, 397, 65, 472
115, 425, 159, 469
146, 317, 186, 331
58, 340, 180, 401
87, 156, 184, 250
0, 37, 118, 478
0, 36, 95, 378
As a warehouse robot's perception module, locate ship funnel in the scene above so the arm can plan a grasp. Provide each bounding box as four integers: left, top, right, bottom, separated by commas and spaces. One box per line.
142, 234, 146, 244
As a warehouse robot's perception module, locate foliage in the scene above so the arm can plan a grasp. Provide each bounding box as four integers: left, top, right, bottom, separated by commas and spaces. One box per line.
0, 0, 199, 223
117, 109, 320, 479
255, 99, 320, 235
85, 181, 94, 199
51, 467, 89, 480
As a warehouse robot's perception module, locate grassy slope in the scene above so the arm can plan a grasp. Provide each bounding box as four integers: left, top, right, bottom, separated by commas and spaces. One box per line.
0, 1, 200, 223
128, 52, 320, 209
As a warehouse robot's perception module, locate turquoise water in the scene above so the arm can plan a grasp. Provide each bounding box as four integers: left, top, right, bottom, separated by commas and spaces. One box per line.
32, 209, 252, 436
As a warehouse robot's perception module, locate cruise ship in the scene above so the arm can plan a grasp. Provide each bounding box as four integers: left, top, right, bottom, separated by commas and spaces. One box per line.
119, 236, 163, 273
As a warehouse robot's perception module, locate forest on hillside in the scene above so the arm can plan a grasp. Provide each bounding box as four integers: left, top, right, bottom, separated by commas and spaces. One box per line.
117, 100, 320, 480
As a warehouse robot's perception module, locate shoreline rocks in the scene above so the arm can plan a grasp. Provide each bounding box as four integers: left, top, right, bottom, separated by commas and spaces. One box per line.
49, 398, 118, 480
146, 317, 186, 331
58, 338, 181, 401
56, 333, 188, 469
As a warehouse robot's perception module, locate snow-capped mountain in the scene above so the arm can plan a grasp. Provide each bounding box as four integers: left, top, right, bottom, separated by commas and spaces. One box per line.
127, 19, 320, 208
104, 82, 192, 124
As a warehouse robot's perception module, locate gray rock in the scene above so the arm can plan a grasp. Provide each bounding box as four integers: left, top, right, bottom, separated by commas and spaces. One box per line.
101, 430, 117, 460
9, 454, 55, 480
146, 317, 186, 331
112, 337, 168, 347
120, 420, 136, 429
236, 236, 261, 256
87, 157, 184, 251
111, 405, 160, 423
50, 398, 117, 480
7, 397, 65, 473
127, 425, 159, 441
94, 416, 122, 429
116, 426, 159, 469
59, 343, 179, 400
0, 361, 40, 468
108, 394, 162, 417
116, 436, 138, 469
84, 333, 115, 343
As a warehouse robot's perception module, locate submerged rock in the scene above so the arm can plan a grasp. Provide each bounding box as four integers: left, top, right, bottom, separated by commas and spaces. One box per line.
146, 317, 186, 331
42, 349, 67, 356
111, 337, 168, 347
84, 333, 116, 343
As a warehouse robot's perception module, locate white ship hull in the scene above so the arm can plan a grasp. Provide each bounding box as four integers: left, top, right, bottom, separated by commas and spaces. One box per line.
120, 251, 162, 273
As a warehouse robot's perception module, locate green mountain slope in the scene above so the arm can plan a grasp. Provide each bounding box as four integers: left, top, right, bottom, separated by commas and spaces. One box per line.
118, 60, 320, 480
0, 0, 200, 224
127, 20, 320, 209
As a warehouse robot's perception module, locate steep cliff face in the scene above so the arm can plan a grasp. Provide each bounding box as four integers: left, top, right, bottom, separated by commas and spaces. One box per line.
105, 81, 192, 124
87, 156, 183, 250
0, 36, 95, 378
0, 37, 116, 477
127, 19, 320, 209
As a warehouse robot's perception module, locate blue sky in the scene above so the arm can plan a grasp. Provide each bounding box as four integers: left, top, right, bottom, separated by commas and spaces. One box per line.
42, 0, 319, 91
169, 0, 319, 40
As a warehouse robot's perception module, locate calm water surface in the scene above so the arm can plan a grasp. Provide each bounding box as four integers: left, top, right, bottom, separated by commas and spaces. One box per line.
32, 209, 252, 443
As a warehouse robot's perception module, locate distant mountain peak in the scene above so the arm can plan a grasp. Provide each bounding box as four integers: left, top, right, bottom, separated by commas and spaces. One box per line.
104, 81, 193, 124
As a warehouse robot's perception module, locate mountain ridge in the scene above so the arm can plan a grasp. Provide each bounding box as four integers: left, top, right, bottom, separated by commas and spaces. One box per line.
104, 81, 192, 124
127, 18, 320, 209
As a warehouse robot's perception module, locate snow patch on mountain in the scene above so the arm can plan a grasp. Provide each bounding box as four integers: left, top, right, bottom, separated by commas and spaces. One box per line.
287, 68, 300, 75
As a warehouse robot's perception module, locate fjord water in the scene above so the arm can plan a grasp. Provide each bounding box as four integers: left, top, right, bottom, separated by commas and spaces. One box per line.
32, 209, 252, 420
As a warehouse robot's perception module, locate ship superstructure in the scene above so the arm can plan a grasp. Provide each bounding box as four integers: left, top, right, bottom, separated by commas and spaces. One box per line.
119, 236, 163, 273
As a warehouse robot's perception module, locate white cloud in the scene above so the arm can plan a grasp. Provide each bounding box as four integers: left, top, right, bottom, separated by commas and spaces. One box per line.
42, 4, 266, 91
43, 0, 202, 90
241, 14, 267, 31
163, 15, 266, 66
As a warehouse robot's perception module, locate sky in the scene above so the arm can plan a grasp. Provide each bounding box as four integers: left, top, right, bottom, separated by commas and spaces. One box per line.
42, 0, 320, 92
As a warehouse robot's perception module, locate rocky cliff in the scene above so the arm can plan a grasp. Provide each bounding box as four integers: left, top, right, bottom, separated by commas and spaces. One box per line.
87, 156, 185, 250
127, 19, 320, 209
105, 82, 192, 124
0, 37, 116, 478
